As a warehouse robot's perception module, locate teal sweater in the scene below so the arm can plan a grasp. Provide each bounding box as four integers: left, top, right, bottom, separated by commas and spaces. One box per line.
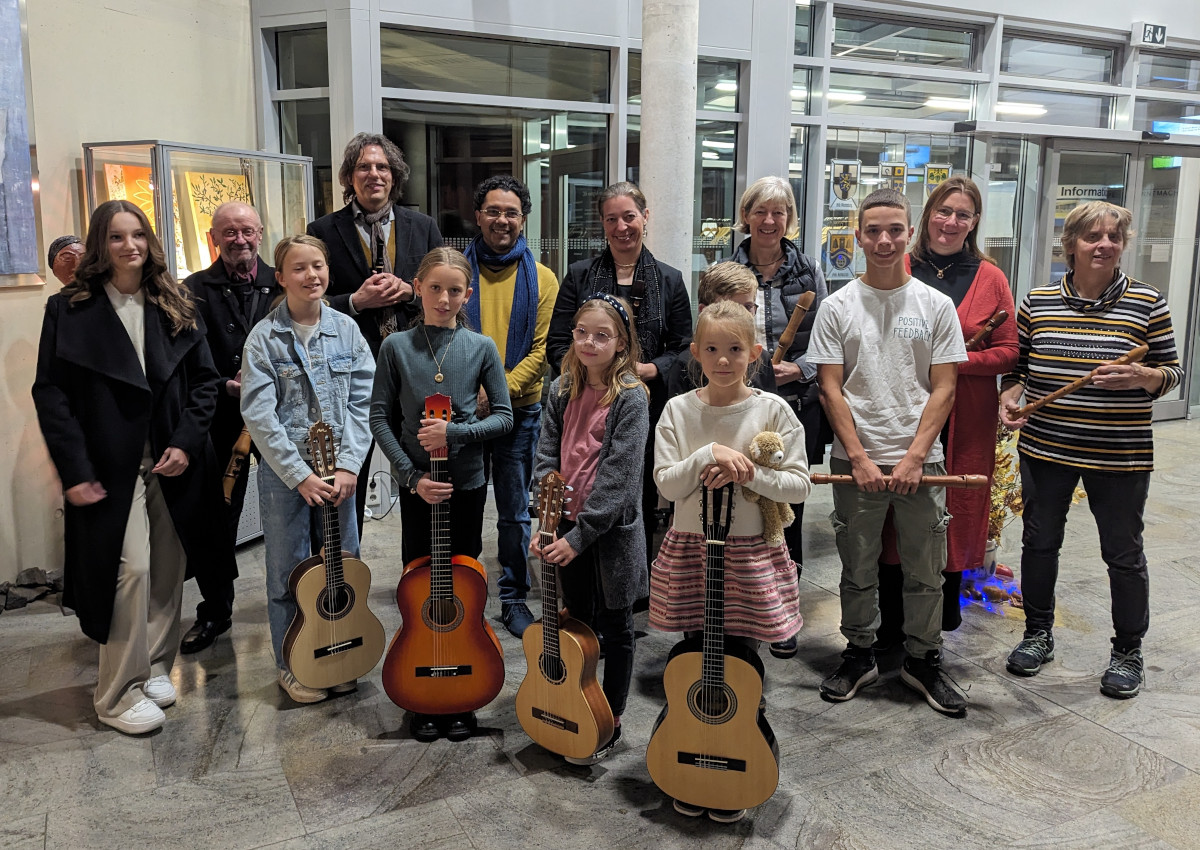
370, 323, 513, 490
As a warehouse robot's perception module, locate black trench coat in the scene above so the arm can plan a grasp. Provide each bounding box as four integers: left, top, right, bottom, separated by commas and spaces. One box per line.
31, 290, 234, 643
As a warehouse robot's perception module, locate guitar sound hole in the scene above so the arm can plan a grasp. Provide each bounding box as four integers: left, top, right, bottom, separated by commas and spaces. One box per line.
422, 597, 465, 632
317, 586, 355, 621
539, 654, 566, 685
687, 682, 736, 724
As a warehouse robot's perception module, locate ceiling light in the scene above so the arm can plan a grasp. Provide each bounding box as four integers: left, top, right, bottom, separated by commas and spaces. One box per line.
702, 140, 736, 150
790, 88, 808, 99
996, 101, 1048, 117
702, 151, 719, 159
715, 81, 737, 92
924, 97, 972, 110
828, 90, 867, 103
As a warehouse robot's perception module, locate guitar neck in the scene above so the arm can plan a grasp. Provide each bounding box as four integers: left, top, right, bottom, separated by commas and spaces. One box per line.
539, 530, 560, 659
701, 531, 726, 686
429, 456, 454, 601
321, 483, 345, 592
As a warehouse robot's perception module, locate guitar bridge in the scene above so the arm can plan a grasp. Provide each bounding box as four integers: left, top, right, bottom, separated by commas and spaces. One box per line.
531, 707, 579, 734
415, 665, 473, 678
312, 636, 365, 659
677, 752, 747, 772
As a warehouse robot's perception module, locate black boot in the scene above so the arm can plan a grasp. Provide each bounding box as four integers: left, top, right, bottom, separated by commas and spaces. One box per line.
941, 570, 963, 631
874, 561, 905, 651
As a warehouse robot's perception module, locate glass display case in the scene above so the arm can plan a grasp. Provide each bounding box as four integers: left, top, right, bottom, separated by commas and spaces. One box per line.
83, 140, 314, 279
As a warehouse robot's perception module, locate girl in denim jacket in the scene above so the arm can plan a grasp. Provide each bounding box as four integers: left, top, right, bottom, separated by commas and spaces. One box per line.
241, 235, 375, 704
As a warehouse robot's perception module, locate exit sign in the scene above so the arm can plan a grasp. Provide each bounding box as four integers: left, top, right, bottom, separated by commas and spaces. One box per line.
1133, 22, 1167, 48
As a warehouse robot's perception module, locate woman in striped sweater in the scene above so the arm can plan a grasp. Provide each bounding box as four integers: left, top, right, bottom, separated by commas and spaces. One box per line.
998, 201, 1183, 700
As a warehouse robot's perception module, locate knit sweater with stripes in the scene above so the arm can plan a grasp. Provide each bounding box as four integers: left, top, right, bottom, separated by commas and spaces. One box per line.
1002, 273, 1182, 471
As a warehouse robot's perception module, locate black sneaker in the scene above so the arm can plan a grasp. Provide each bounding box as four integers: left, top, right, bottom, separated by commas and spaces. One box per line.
1100, 648, 1144, 699
1006, 630, 1055, 677
819, 645, 879, 701
565, 725, 621, 765
502, 601, 536, 638
901, 651, 967, 717
769, 635, 798, 659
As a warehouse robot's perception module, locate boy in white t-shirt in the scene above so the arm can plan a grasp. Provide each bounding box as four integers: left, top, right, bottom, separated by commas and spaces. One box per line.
807, 188, 969, 717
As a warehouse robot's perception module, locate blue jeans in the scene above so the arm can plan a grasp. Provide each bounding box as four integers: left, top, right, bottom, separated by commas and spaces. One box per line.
258, 460, 360, 669
487, 402, 541, 604
1018, 454, 1150, 651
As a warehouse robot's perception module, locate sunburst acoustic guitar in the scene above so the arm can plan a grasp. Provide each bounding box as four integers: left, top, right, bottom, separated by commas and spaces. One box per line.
283, 421, 386, 689
645, 482, 780, 811
381, 393, 505, 715
515, 471, 615, 759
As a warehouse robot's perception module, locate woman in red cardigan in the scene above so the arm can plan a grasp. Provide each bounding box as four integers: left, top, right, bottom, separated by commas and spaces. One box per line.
875, 176, 1018, 645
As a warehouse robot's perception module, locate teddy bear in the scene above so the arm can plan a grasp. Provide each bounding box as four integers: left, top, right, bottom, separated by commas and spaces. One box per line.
742, 431, 795, 546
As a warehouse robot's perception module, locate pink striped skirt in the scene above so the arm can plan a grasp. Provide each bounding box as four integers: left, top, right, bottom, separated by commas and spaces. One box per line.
650, 528, 803, 643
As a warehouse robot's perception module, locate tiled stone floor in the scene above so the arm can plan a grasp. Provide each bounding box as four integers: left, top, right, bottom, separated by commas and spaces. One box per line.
2, 419, 1197, 849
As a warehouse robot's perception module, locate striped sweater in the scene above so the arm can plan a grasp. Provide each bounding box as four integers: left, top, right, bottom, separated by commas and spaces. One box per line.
1003, 274, 1182, 471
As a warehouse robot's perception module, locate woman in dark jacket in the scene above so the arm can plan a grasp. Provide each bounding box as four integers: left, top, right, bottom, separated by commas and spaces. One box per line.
547, 181, 692, 563
730, 175, 828, 658
32, 200, 228, 735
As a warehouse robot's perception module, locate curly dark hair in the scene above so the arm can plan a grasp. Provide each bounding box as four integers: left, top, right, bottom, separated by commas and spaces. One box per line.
472, 175, 532, 215
337, 132, 410, 205
64, 200, 196, 336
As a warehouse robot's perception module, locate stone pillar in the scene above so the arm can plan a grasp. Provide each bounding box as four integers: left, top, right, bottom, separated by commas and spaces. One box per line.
640, 0, 700, 286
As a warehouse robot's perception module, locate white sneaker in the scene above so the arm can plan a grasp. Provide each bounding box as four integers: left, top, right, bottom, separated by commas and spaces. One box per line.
98, 698, 166, 735
278, 670, 327, 704
143, 675, 176, 708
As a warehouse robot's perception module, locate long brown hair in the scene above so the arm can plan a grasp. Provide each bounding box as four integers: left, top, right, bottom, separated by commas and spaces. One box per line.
910, 176, 995, 265
64, 200, 197, 336
558, 295, 646, 406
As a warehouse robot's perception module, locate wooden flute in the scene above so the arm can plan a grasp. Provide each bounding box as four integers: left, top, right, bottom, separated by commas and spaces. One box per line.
811, 473, 989, 489
771, 290, 817, 366
965, 308, 1008, 352
222, 426, 252, 504
1013, 343, 1150, 419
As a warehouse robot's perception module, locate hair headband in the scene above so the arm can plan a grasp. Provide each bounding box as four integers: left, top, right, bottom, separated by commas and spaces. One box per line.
582, 292, 630, 328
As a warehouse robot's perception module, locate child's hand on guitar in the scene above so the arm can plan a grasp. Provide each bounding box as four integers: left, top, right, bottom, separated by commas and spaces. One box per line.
415, 474, 454, 505
418, 417, 450, 451
703, 444, 756, 488
537, 535, 579, 566
331, 469, 357, 506
297, 473, 336, 507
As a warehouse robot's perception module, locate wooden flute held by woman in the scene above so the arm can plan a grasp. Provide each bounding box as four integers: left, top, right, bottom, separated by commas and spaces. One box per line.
222, 426, 252, 504
771, 291, 816, 366
811, 473, 989, 489
1014, 343, 1149, 420
965, 309, 1008, 352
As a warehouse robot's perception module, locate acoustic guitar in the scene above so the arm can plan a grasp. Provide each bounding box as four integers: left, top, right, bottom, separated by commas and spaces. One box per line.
646, 483, 779, 811
283, 421, 386, 689
382, 393, 505, 715
515, 471, 615, 759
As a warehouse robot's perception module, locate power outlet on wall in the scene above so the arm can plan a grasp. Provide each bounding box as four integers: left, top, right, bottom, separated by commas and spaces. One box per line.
366, 479, 381, 507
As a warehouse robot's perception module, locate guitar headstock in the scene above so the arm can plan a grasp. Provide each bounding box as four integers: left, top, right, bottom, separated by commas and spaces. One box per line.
307, 421, 336, 481
424, 393, 452, 460
700, 482, 735, 542
537, 471, 568, 536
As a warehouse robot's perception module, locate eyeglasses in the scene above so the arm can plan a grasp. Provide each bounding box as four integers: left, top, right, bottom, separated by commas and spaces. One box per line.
481, 208, 524, 221
220, 228, 262, 240
571, 327, 615, 346
931, 207, 977, 224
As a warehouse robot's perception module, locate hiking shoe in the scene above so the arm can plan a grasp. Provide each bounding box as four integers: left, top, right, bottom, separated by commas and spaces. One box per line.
143, 675, 176, 708
819, 645, 879, 702
1100, 648, 1144, 699
565, 725, 622, 765
673, 798, 705, 817
901, 651, 967, 717
1006, 630, 1055, 677
502, 601, 536, 638
769, 635, 798, 659
278, 670, 327, 704
708, 808, 747, 823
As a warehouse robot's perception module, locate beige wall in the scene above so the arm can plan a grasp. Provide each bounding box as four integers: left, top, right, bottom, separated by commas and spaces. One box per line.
0, 0, 257, 583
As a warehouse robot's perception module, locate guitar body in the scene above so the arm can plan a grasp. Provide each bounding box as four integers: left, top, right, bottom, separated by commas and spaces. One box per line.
381, 554, 504, 714
646, 636, 779, 811
515, 616, 615, 760
284, 552, 387, 690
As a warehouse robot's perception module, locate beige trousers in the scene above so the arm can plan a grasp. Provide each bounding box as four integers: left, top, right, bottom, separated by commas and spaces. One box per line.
94, 447, 187, 718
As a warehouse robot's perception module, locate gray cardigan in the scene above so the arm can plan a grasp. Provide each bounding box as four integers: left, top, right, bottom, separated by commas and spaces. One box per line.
534, 376, 650, 609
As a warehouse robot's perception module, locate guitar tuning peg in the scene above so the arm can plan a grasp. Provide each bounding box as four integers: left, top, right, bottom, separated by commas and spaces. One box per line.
565, 485, 575, 491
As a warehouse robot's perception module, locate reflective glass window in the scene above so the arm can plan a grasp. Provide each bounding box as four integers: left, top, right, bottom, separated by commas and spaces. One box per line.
996, 87, 1111, 127
826, 72, 974, 120
791, 68, 810, 116
381, 29, 609, 103
1000, 35, 1116, 84
1134, 98, 1200, 136
629, 55, 740, 112
831, 14, 974, 69
795, 1, 812, 56
277, 28, 328, 89
1138, 52, 1200, 92
279, 100, 333, 218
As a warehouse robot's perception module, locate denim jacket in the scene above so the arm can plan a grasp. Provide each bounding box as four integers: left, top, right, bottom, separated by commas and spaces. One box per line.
241, 300, 376, 489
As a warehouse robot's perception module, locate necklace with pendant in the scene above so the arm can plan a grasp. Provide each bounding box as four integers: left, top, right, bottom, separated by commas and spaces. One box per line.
422, 324, 459, 383
929, 258, 957, 279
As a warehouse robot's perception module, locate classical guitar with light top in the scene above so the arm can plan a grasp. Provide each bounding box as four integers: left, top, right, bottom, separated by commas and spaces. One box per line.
515, 471, 614, 759
646, 482, 779, 811
283, 421, 386, 689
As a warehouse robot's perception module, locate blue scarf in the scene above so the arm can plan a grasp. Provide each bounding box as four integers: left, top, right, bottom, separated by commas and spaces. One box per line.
463, 233, 539, 371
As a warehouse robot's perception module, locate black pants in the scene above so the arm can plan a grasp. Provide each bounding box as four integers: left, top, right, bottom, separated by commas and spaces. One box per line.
194, 415, 244, 623
397, 484, 487, 563
557, 518, 635, 717
1018, 454, 1150, 651
782, 381, 827, 573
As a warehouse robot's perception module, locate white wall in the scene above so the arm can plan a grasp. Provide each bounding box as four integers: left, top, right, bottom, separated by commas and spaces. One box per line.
0, 0, 257, 583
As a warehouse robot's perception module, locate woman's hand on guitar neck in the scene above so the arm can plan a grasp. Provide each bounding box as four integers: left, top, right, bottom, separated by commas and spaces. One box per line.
415, 474, 454, 505
532, 533, 578, 566
418, 417, 449, 451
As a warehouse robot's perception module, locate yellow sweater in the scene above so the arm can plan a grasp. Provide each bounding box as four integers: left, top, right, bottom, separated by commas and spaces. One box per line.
477, 261, 559, 407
